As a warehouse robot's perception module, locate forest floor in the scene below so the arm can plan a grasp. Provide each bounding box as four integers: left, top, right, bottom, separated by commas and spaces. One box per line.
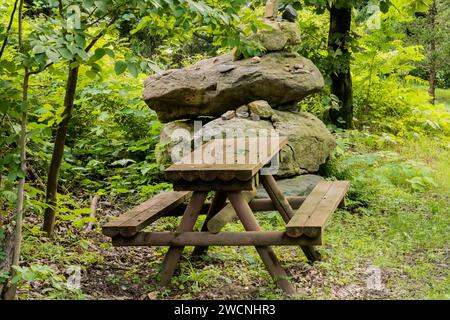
15, 133, 449, 300
14, 93, 450, 300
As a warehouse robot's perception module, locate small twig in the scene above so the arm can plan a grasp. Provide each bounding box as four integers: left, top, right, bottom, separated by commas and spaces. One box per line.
85, 195, 100, 232
85, 13, 119, 53
5, 114, 18, 133
28, 62, 53, 75
85, 12, 110, 28
0, 0, 19, 60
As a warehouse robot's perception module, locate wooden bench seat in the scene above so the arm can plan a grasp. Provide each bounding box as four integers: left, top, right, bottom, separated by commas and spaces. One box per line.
102, 191, 192, 237
286, 181, 350, 238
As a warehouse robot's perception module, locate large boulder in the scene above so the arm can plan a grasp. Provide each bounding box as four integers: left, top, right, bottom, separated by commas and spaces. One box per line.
271, 110, 336, 176
154, 108, 335, 177
143, 52, 324, 122
202, 116, 274, 139
255, 174, 324, 198
201, 112, 335, 177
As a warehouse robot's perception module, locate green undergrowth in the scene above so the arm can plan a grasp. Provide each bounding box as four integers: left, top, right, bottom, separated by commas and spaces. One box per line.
13, 130, 449, 300
318, 131, 449, 299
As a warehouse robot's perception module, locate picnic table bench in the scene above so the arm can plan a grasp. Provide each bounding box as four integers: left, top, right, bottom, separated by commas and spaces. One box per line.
102, 136, 349, 295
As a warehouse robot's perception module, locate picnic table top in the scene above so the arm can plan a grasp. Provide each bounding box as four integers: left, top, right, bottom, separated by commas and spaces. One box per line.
165, 136, 288, 182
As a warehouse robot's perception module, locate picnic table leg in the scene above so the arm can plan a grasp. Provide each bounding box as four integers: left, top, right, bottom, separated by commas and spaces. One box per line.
227, 191, 296, 296
159, 191, 207, 286
260, 174, 322, 262
191, 191, 227, 257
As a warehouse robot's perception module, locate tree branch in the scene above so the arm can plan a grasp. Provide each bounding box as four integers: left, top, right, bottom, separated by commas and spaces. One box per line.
85, 14, 119, 53
0, 0, 19, 60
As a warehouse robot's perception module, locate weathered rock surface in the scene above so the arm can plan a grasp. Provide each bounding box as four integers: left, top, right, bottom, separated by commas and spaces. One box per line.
255, 174, 324, 198
155, 121, 194, 169
201, 111, 335, 177
247, 20, 301, 52
248, 100, 274, 119
282, 5, 298, 22
155, 109, 335, 177
202, 116, 274, 140
271, 110, 336, 176
143, 52, 324, 122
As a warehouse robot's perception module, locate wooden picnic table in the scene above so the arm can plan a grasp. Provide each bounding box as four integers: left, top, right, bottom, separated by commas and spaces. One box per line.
103, 136, 349, 296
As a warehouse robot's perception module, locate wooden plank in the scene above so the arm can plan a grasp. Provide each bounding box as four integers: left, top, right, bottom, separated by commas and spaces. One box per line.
111, 231, 321, 247
102, 191, 192, 237
172, 176, 257, 191
285, 181, 333, 237
249, 196, 305, 212
165, 137, 288, 182
302, 181, 350, 238
164, 196, 306, 216
260, 174, 295, 221
286, 181, 349, 238
260, 174, 322, 262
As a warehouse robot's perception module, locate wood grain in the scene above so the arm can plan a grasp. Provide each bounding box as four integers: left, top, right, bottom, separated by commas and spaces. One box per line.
286, 181, 350, 238
102, 191, 192, 237
165, 137, 288, 183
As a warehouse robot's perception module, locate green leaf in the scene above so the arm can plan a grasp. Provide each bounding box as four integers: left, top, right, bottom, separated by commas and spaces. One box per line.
34, 53, 46, 67
83, 0, 94, 7
19, 101, 29, 112
75, 48, 89, 61
379, 1, 390, 13
415, 0, 430, 12
58, 47, 74, 60
2, 190, 17, 204
130, 16, 150, 35
45, 48, 60, 62
94, 0, 112, 12
32, 45, 46, 55
75, 33, 86, 49
86, 69, 97, 79
114, 61, 127, 75
104, 48, 115, 58
94, 48, 106, 60
126, 61, 139, 78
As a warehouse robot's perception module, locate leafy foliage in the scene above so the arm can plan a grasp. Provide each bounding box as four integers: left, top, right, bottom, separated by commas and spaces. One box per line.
0, 0, 449, 300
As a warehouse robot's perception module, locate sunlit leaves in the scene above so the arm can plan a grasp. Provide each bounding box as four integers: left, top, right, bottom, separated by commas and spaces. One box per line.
94, 0, 114, 13
114, 60, 127, 75
126, 61, 139, 77
413, 0, 431, 12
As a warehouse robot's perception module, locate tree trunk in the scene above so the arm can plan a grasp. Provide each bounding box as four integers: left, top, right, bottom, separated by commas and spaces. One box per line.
327, 4, 353, 129
41, 14, 117, 236
428, 0, 436, 104
1, 73, 28, 300
43, 65, 79, 235
2, 0, 28, 299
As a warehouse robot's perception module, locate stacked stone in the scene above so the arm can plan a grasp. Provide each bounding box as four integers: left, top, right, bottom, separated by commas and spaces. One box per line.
142, 12, 335, 195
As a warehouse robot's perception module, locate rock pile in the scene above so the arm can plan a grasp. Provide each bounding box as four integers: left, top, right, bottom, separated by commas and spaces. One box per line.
143, 13, 335, 194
